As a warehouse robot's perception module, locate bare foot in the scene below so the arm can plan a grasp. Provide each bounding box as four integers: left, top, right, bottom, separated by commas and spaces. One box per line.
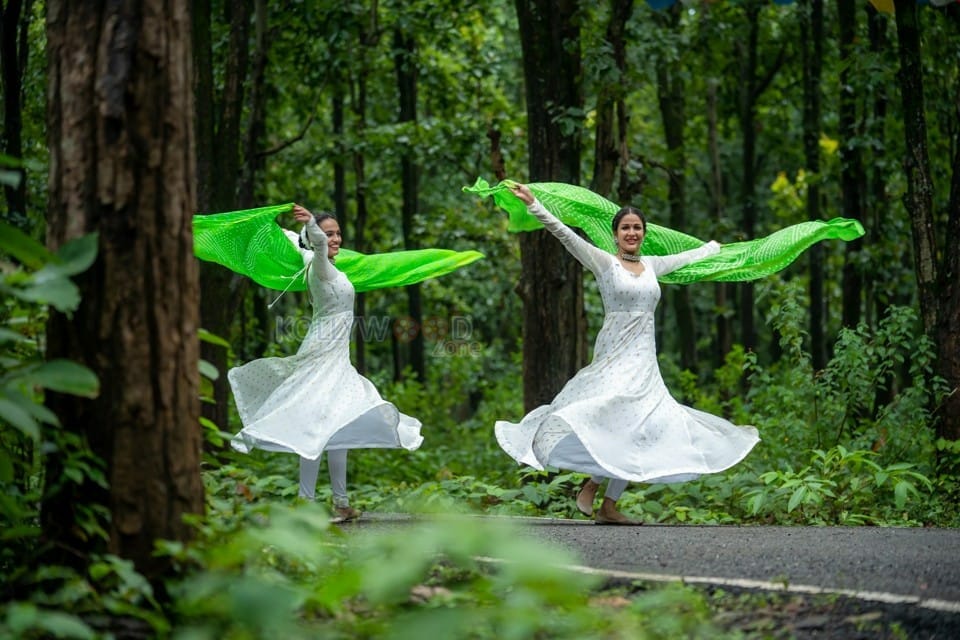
576, 479, 600, 517
595, 498, 642, 525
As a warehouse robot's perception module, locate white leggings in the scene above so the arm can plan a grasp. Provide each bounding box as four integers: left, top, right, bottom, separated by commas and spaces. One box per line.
299, 450, 349, 507
591, 476, 628, 502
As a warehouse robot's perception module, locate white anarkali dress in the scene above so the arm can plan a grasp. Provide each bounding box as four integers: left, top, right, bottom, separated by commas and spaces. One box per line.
495, 201, 759, 483
230, 226, 423, 459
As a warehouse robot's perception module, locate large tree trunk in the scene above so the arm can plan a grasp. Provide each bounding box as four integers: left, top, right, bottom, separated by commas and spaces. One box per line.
706, 79, 734, 366
514, 0, 586, 411
43, 0, 203, 583
0, 0, 31, 229
893, 0, 960, 441
394, 27, 424, 380
801, 0, 826, 370
655, 4, 697, 372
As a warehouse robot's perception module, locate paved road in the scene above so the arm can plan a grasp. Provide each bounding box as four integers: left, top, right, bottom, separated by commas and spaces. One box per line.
358, 515, 960, 612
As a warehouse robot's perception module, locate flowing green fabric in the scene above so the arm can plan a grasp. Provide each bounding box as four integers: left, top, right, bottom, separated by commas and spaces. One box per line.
193, 203, 484, 293
463, 178, 865, 284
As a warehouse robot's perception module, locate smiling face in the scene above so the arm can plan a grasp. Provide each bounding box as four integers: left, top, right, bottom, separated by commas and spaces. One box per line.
615, 212, 646, 255
320, 217, 342, 259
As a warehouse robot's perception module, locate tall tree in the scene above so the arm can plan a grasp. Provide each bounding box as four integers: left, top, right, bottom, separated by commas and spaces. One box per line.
0, 0, 32, 228
514, 0, 586, 410
893, 0, 960, 440
801, 0, 826, 370
589, 0, 633, 198
43, 0, 203, 581
350, 2, 381, 375
706, 78, 734, 366
192, 0, 251, 433
836, 0, 865, 330
734, 0, 784, 353
654, 4, 698, 371
394, 26, 425, 380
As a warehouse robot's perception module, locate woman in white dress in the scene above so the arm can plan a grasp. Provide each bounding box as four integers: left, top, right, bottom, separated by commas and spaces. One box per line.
229, 204, 423, 522
496, 184, 759, 525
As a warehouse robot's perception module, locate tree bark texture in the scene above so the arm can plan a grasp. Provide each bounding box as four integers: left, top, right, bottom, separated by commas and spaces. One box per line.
193, 0, 251, 435
706, 79, 733, 366
655, 4, 697, 372
394, 27, 424, 380
43, 0, 203, 581
514, 0, 586, 411
589, 0, 632, 198
936, 7, 960, 441
837, 0, 865, 330
893, 0, 960, 441
801, 0, 826, 370
893, 0, 937, 333
0, 0, 29, 227
737, 0, 761, 353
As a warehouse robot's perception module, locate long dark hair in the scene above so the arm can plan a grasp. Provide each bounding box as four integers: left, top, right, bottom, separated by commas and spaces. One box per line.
299, 211, 337, 249
611, 206, 646, 233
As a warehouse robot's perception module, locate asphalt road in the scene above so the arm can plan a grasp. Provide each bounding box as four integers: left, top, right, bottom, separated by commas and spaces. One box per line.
358, 515, 960, 612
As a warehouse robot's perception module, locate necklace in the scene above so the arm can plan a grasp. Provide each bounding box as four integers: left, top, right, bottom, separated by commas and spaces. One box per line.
618, 252, 642, 263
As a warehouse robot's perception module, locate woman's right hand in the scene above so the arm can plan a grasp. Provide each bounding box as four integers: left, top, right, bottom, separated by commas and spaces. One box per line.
508, 183, 535, 206
292, 204, 314, 224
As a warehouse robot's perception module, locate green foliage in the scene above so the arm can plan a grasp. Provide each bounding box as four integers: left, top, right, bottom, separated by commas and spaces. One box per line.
0, 224, 102, 564
743, 446, 933, 525
163, 498, 729, 639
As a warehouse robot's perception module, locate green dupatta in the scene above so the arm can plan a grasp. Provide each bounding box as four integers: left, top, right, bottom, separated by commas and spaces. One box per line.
463, 178, 865, 284
193, 203, 484, 293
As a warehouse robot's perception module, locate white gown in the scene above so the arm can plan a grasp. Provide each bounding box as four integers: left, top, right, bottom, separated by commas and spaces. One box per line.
495, 201, 759, 483
230, 224, 423, 460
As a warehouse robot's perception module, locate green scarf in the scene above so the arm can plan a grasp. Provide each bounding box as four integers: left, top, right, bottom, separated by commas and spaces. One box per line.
463, 178, 865, 284
193, 203, 484, 293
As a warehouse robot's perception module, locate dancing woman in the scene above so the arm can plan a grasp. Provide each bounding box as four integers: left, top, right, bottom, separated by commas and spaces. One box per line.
495, 184, 760, 525
229, 205, 423, 522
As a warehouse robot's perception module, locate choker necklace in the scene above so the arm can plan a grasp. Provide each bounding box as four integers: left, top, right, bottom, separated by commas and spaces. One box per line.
619, 252, 642, 263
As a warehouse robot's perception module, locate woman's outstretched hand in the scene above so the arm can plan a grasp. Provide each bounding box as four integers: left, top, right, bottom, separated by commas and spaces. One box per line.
292, 204, 314, 224
508, 183, 535, 206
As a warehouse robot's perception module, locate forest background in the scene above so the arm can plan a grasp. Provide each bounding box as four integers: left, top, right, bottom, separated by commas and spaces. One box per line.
1, 0, 959, 637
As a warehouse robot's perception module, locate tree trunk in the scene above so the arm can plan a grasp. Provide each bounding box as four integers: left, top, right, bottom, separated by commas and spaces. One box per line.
892, 0, 937, 332
866, 4, 894, 411
706, 79, 733, 366
655, 4, 697, 372
935, 6, 960, 441
333, 83, 348, 228
43, 0, 203, 583
193, 0, 251, 436
837, 0, 865, 330
239, 0, 267, 209
737, 1, 761, 353
352, 75, 369, 375
801, 0, 826, 370
940, 103, 960, 440
514, 0, 586, 411
394, 27, 424, 380
589, 0, 632, 198
893, 0, 960, 441
0, 0, 30, 228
